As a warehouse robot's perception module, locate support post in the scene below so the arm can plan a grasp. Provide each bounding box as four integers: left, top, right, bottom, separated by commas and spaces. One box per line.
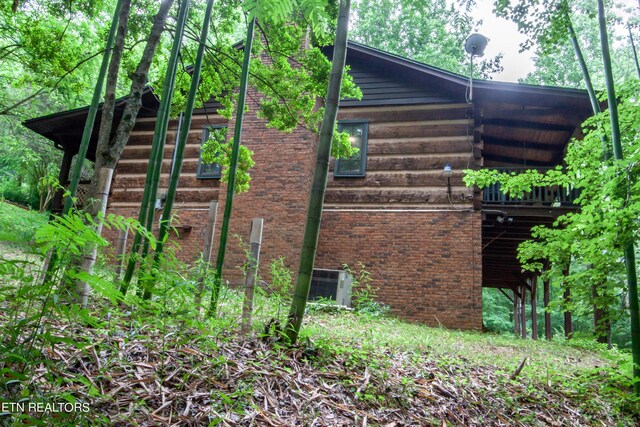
544, 278, 552, 340
241, 218, 264, 334
531, 275, 538, 340
195, 200, 218, 307
564, 287, 573, 340
114, 226, 129, 282
513, 288, 520, 337
562, 262, 573, 340
520, 284, 527, 339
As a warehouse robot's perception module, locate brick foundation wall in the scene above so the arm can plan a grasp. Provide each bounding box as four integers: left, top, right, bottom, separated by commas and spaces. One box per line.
102, 207, 211, 266
315, 210, 483, 330
105, 86, 318, 288
103, 92, 483, 330
207, 87, 318, 285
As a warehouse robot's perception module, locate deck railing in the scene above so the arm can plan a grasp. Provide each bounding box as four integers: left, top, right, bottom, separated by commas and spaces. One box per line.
482, 168, 579, 207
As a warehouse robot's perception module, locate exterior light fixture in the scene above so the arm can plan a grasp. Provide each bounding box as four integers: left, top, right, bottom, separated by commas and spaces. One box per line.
443, 163, 453, 196
496, 215, 514, 225
464, 33, 488, 103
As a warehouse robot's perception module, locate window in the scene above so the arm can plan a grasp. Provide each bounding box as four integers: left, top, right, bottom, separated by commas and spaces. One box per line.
197, 126, 227, 179
334, 121, 368, 177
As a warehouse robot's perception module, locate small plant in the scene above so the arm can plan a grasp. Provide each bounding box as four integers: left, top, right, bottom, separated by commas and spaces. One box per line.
343, 263, 389, 317
269, 257, 292, 299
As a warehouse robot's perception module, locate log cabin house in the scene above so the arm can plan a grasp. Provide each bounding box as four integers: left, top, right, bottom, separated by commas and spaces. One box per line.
23, 41, 592, 332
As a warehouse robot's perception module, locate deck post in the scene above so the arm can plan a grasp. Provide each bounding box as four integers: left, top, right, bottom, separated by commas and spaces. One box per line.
513, 287, 520, 336
544, 278, 552, 340
563, 264, 573, 339
520, 284, 527, 339
531, 275, 538, 340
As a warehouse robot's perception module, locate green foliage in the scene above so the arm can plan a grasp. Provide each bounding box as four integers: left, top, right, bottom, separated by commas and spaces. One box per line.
343, 262, 389, 317
0, 181, 40, 210
349, 0, 503, 77
0, 199, 48, 246
482, 288, 513, 333
200, 127, 255, 193
466, 79, 640, 345
494, 0, 637, 87
269, 256, 293, 297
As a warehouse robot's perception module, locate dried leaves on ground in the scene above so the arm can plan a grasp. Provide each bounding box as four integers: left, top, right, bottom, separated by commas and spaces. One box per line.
1, 312, 637, 426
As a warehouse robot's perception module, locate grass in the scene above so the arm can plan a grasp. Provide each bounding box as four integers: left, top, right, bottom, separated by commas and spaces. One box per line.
1, 269, 638, 425
302, 311, 624, 378
0, 199, 48, 248
0, 209, 637, 425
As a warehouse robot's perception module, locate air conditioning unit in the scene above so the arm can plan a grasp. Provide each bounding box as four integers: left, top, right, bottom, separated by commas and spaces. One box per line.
308, 269, 353, 307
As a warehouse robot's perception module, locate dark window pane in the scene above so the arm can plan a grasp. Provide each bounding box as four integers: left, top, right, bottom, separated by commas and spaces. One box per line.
197, 126, 227, 179
335, 122, 368, 177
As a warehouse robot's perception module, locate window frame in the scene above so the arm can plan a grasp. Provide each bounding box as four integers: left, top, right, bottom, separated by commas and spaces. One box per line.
334, 119, 369, 178
196, 125, 227, 179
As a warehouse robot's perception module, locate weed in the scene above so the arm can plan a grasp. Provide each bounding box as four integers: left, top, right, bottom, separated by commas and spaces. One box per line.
343, 263, 389, 317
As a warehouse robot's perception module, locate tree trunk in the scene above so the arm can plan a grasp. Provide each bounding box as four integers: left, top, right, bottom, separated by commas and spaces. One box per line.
73, 0, 131, 302
207, 16, 257, 316
564, 287, 573, 340
598, 0, 640, 394
102, 0, 174, 173
88, 0, 132, 215
285, 0, 352, 343
138, 0, 192, 291
114, 0, 175, 294
76, 167, 114, 306
146, 0, 214, 298
62, 0, 123, 216
41, 0, 123, 292
593, 283, 610, 345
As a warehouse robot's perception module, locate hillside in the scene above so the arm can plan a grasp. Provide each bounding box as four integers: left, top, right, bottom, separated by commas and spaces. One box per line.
0, 296, 637, 426
0, 204, 638, 426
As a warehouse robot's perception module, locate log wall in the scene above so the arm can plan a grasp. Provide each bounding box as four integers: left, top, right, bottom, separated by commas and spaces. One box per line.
104, 99, 484, 330
327, 103, 480, 210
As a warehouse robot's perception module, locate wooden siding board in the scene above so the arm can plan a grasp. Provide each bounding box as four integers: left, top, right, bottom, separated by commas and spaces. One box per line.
112, 174, 221, 189
343, 60, 457, 107
338, 107, 470, 123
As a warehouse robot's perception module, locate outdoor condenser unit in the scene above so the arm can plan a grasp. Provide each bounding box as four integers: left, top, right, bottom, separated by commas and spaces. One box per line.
308, 269, 353, 307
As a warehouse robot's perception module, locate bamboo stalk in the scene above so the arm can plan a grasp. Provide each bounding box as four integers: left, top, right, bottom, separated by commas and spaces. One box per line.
285, 0, 352, 343
62, 0, 123, 215
598, 0, 640, 395
121, 0, 190, 294
144, 0, 215, 299
207, 16, 257, 317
